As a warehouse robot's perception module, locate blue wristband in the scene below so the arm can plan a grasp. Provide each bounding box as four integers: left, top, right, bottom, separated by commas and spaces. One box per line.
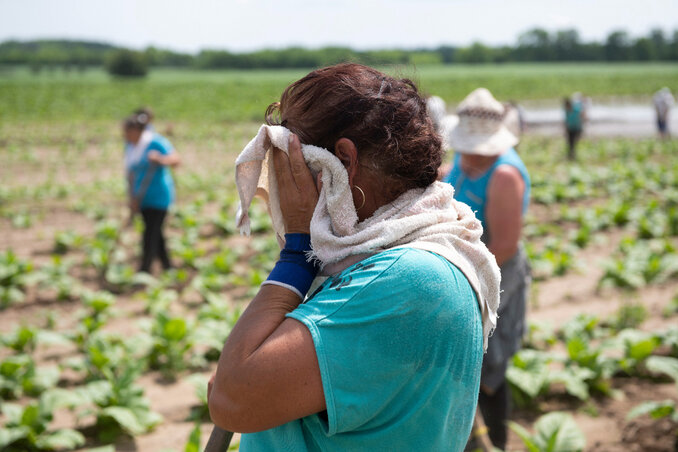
263, 233, 320, 298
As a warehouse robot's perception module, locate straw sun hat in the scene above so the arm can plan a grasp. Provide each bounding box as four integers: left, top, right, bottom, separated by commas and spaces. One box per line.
449, 88, 518, 156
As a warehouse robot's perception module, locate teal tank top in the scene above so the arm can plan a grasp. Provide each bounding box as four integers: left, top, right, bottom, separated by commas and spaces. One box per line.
240, 248, 483, 452
444, 148, 530, 233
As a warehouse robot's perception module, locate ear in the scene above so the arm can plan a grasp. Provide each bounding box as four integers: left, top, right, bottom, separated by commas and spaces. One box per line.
334, 138, 359, 185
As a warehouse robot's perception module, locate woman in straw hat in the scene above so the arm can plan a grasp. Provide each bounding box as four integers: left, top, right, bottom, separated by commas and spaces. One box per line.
444, 88, 531, 450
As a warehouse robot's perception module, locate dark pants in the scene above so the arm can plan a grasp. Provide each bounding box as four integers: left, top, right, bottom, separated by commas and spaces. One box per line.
464, 381, 510, 451
478, 380, 510, 450
468, 248, 529, 451
566, 128, 581, 160
140, 208, 171, 273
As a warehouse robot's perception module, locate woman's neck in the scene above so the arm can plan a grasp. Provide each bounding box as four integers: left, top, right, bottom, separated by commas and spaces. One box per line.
460, 155, 499, 178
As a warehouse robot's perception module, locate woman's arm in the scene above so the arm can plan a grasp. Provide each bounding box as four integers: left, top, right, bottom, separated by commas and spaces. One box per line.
148, 150, 181, 167
208, 134, 326, 433
485, 165, 525, 266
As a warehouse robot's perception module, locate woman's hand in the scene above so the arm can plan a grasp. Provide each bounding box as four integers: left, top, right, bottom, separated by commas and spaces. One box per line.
272, 134, 318, 234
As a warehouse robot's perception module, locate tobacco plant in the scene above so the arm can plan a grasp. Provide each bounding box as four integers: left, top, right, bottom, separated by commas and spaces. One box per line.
0, 250, 33, 308
509, 412, 586, 452
0, 389, 85, 451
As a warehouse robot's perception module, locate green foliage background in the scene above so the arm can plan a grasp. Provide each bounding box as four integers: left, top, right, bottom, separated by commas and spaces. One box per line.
1, 63, 678, 123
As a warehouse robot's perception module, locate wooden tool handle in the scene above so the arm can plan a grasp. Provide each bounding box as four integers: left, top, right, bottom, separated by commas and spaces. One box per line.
204, 425, 234, 452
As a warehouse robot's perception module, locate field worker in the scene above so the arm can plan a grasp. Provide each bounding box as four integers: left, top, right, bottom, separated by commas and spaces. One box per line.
653, 87, 675, 139
503, 101, 525, 143
123, 111, 180, 274
208, 63, 501, 452
563, 96, 584, 160
426, 95, 459, 178
444, 88, 531, 450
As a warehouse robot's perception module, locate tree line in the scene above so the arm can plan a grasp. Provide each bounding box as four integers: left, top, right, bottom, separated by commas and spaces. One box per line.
2, 27, 677, 74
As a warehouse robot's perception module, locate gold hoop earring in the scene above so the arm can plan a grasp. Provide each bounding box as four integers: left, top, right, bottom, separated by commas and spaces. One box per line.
353, 185, 366, 210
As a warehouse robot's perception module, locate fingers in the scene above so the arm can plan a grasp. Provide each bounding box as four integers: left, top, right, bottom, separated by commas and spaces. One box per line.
272, 145, 294, 192
272, 134, 314, 191
287, 134, 316, 191
270, 133, 319, 234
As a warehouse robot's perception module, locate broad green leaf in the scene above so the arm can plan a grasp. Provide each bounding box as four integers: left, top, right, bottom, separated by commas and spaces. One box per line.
0, 426, 30, 448
1, 403, 24, 424
566, 337, 599, 368
36, 428, 86, 450
133, 406, 163, 430
20, 404, 42, 430
553, 367, 595, 401
508, 421, 540, 452
534, 412, 586, 452
627, 400, 676, 420
506, 366, 550, 399
82, 380, 113, 405
628, 338, 659, 361
36, 330, 72, 346
41, 388, 87, 412
1, 354, 30, 376
100, 406, 147, 435
184, 423, 202, 452
0, 425, 31, 450
645, 356, 678, 386
30, 366, 60, 393
164, 318, 188, 341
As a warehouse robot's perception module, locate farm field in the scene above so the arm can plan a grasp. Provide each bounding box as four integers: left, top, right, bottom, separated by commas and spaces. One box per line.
2, 65, 678, 451
2, 63, 678, 123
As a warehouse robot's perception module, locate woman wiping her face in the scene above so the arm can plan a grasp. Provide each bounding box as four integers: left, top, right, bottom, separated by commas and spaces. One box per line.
208, 63, 501, 451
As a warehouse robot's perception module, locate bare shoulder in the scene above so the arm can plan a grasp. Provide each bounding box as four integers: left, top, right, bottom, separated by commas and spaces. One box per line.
488, 165, 524, 203
490, 165, 524, 191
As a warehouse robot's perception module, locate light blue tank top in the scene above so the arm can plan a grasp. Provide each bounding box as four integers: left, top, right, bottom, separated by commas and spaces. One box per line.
444, 148, 530, 232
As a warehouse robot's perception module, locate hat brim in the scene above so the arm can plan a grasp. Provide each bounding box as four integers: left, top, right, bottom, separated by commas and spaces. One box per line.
449, 124, 518, 156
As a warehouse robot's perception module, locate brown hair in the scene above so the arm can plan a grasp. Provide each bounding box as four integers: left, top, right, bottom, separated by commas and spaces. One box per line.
124, 110, 152, 131
265, 63, 442, 196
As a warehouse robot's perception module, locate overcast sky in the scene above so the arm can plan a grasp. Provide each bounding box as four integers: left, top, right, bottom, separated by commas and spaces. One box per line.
1, 0, 677, 53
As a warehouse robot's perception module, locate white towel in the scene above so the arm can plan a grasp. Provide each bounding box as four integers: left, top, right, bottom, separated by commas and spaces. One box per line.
235, 125, 501, 349
124, 129, 154, 170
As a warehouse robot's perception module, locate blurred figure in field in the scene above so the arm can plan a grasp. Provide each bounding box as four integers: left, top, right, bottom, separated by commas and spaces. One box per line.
426, 95, 458, 178
503, 101, 525, 145
653, 87, 675, 139
123, 110, 180, 274
444, 88, 531, 450
563, 96, 585, 160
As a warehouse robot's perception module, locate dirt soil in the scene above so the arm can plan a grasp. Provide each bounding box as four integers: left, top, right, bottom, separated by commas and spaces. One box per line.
1, 130, 677, 451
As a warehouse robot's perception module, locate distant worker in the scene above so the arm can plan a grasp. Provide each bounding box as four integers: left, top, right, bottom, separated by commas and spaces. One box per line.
123, 110, 180, 274
563, 96, 585, 160
426, 95, 459, 177
444, 88, 531, 451
426, 95, 459, 149
503, 101, 526, 145
653, 87, 675, 139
